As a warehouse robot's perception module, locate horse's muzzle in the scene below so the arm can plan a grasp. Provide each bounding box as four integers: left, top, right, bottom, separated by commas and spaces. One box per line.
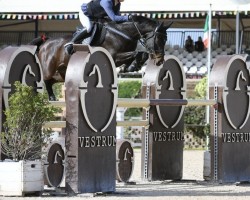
150, 53, 164, 66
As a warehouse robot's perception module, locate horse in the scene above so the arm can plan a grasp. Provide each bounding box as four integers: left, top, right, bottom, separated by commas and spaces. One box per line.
29, 16, 172, 101
126, 51, 149, 72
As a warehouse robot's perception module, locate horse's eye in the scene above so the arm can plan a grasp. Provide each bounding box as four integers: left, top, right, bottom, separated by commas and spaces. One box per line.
160, 35, 167, 42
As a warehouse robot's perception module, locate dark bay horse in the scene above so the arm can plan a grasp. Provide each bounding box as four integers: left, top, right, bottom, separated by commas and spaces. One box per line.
30, 16, 172, 100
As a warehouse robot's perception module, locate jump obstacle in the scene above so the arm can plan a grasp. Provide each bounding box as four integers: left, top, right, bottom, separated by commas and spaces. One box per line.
0, 45, 249, 194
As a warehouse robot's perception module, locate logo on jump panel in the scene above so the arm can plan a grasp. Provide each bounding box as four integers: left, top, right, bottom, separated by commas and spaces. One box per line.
223, 62, 250, 130
3, 47, 44, 108
79, 51, 117, 133
156, 57, 186, 128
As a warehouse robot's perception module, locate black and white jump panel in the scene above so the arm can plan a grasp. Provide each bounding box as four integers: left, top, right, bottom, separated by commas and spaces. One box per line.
141, 56, 186, 181
43, 138, 65, 188
65, 46, 117, 194
210, 54, 250, 183
116, 139, 134, 183
0, 46, 44, 160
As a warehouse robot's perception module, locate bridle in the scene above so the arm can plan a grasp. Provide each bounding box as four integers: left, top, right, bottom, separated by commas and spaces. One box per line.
131, 18, 167, 55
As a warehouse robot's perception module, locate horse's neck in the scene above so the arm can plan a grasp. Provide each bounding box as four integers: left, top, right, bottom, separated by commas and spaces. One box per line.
134, 22, 155, 35
128, 16, 157, 36
107, 24, 136, 40
109, 22, 153, 41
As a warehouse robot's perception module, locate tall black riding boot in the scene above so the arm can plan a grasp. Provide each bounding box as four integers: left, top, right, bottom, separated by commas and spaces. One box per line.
64, 28, 88, 55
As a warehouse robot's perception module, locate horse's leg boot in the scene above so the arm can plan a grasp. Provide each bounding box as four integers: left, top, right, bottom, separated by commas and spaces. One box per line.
64, 28, 88, 55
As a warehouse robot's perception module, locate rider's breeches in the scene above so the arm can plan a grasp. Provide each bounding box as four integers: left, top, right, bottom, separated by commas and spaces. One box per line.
79, 9, 92, 33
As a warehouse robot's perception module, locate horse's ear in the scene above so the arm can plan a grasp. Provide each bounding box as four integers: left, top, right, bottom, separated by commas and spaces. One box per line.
155, 22, 164, 32
164, 21, 174, 30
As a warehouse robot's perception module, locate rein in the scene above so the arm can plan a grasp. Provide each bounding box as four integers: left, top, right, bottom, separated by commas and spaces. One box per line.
130, 18, 146, 46
131, 18, 165, 55
105, 25, 132, 40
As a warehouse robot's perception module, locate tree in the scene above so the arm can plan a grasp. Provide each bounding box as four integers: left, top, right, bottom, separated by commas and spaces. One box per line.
184, 76, 209, 138
1, 82, 58, 160
195, 76, 207, 98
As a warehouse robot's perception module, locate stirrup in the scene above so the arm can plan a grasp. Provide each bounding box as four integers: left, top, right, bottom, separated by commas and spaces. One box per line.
64, 42, 73, 48
64, 43, 74, 55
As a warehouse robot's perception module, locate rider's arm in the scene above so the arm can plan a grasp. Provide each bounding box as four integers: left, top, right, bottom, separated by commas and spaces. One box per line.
100, 0, 128, 22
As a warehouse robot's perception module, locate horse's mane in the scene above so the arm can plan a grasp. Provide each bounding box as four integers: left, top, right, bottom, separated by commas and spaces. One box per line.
130, 15, 158, 26
107, 15, 159, 33
123, 15, 172, 34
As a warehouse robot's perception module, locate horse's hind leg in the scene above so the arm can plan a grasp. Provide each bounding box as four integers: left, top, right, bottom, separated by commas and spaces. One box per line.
44, 79, 56, 101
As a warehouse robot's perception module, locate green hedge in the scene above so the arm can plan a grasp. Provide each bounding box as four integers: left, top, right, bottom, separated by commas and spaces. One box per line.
184, 77, 210, 139
118, 80, 142, 117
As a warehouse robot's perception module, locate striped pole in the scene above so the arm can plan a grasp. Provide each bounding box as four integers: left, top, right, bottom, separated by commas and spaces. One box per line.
117, 98, 217, 107
50, 99, 217, 108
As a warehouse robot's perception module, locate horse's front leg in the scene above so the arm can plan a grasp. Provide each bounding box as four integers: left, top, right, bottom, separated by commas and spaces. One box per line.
44, 80, 57, 101
115, 51, 137, 72
131, 52, 149, 72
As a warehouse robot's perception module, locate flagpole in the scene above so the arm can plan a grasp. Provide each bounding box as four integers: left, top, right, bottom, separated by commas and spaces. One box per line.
206, 3, 212, 104
205, 4, 212, 150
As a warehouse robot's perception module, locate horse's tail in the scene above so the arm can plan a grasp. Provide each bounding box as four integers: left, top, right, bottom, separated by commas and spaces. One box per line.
28, 34, 49, 49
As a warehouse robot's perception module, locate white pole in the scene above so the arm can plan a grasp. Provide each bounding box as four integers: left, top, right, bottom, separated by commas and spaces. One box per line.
236, 10, 240, 54
206, 4, 212, 150
116, 107, 125, 139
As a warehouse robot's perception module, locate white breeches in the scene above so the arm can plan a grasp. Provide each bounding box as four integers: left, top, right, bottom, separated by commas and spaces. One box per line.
78, 9, 93, 33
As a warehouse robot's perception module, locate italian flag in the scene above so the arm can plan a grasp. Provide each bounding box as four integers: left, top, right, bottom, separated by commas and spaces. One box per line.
203, 15, 209, 49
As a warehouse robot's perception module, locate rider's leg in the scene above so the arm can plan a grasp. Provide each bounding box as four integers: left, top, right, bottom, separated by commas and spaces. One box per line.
64, 28, 88, 55
64, 10, 93, 55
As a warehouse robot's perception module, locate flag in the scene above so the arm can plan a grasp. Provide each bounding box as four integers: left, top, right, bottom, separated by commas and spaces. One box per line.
203, 15, 209, 49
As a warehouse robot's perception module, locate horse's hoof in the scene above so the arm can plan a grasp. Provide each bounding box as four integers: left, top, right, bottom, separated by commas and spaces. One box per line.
49, 96, 57, 101
127, 65, 137, 72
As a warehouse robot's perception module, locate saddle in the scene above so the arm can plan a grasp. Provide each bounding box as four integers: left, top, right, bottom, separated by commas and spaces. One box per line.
75, 23, 107, 46
74, 21, 132, 47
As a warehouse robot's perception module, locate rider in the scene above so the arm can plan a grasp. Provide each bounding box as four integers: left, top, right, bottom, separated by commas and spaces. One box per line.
64, 0, 131, 55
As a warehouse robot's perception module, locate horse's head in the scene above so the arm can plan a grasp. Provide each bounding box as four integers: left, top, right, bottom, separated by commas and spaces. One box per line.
131, 16, 173, 66
143, 21, 173, 66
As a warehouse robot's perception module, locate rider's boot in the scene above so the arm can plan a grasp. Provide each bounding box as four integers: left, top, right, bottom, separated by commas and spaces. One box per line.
64, 28, 88, 55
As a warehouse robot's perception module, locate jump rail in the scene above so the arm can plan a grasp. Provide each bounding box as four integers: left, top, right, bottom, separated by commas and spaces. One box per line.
43, 99, 217, 128
117, 98, 217, 107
